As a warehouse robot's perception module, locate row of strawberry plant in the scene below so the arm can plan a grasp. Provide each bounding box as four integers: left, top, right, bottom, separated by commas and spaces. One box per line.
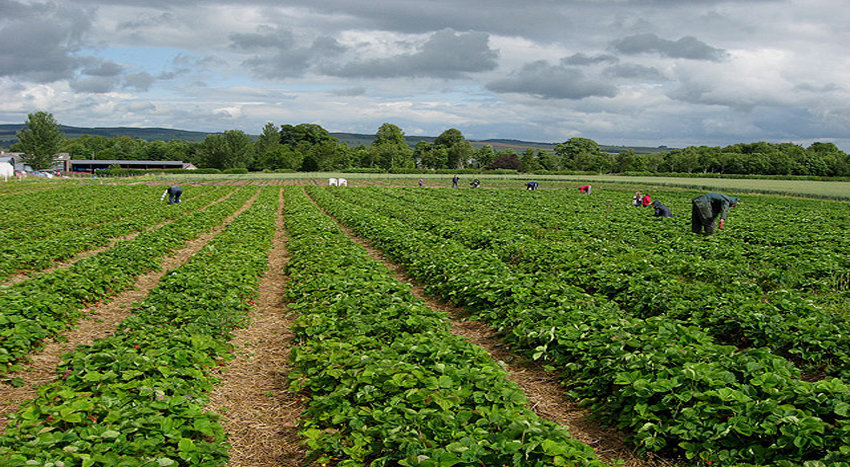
283, 187, 615, 467
326, 187, 850, 378
0, 186, 280, 466
334, 186, 848, 294
0, 186, 237, 281
307, 186, 850, 466
0, 187, 255, 374
0, 185, 159, 244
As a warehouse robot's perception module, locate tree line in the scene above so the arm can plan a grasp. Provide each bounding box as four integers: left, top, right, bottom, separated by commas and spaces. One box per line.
9, 111, 850, 177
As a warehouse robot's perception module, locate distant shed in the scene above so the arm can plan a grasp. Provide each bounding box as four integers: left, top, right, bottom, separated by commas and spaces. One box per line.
63, 159, 186, 172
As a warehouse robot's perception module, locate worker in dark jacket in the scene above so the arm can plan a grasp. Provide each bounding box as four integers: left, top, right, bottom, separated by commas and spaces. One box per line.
691, 192, 738, 235
160, 185, 183, 205
651, 200, 673, 217
526, 181, 539, 190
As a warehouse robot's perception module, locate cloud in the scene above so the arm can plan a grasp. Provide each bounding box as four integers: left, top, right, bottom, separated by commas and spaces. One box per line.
329, 86, 367, 97
561, 53, 619, 66
229, 25, 295, 50
486, 60, 618, 100
604, 63, 666, 80
240, 35, 346, 79
69, 75, 120, 93
322, 29, 498, 79
123, 72, 155, 91
80, 60, 124, 77
0, 1, 94, 82
610, 33, 729, 61
69, 58, 125, 93
1, 0, 849, 152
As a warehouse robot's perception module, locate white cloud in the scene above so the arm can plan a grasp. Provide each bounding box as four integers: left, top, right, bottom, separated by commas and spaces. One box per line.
0, 0, 848, 151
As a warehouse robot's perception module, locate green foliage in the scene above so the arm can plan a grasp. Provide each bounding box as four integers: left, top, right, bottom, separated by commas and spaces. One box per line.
0, 186, 249, 372
13, 112, 64, 170
309, 185, 850, 466
0, 188, 279, 465
198, 130, 252, 169
283, 187, 615, 467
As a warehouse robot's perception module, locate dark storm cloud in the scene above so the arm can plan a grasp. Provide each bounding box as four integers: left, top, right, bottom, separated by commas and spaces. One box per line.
610, 33, 729, 61
323, 29, 498, 79
123, 72, 155, 91
329, 86, 367, 97
70, 75, 120, 93
116, 12, 175, 30
241, 36, 346, 79
229, 25, 296, 51
0, 0, 94, 82
604, 63, 666, 80
81, 61, 124, 77
794, 82, 842, 93
561, 53, 619, 66
486, 60, 617, 100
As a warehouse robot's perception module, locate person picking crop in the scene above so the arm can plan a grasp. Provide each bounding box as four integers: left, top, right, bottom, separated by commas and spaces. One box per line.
651, 200, 673, 217
691, 192, 739, 235
160, 185, 183, 205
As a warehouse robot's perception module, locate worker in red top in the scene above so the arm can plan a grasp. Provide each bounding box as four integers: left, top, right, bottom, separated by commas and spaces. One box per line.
641, 193, 651, 207
578, 184, 592, 194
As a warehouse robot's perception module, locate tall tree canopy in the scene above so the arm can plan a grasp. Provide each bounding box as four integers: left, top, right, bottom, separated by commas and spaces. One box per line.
370, 123, 414, 170
198, 130, 252, 169
280, 123, 334, 147
14, 111, 64, 170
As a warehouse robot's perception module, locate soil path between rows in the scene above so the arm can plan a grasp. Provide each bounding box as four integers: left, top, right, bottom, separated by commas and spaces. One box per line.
0, 188, 257, 431
206, 188, 310, 467
311, 193, 661, 467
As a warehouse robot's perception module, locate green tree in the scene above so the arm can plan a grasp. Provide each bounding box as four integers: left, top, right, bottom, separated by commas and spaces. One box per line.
433, 128, 464, 148
537, 150, 561, 171
554, 137, 603, 171
446, 140, 473, 170
280, 123, 334, 147
255, 122, 281, 158
519, 149, 540, 172
370, 123, 414, 170
14, 111, 64, 170
474, 145, 496, 170
199, 130, 252, 169
434, 128, 472, 169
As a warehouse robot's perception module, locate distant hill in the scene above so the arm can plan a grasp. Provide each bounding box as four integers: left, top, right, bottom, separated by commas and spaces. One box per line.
0, 124, 216, 146
0, 124, 674, 155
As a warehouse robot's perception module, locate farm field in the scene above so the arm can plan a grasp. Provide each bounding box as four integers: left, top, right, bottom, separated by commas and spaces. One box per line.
148, 172, 850, 200
0, 179, 847, 466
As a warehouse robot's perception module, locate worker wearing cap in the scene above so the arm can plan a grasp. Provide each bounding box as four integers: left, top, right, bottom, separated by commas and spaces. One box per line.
691, 192, 739, 235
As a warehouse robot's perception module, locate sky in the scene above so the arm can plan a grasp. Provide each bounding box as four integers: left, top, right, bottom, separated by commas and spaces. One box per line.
2, 0, 850, 151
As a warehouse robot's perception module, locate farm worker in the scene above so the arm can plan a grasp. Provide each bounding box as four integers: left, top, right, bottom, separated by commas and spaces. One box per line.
470, 179, 480, 188
641, 193, 652, 207
651, 200, 673, 218
632, 192, 642, 207
579, 184, 592, 194
691, 192, 739, 235
526, 181, 539, 190
160, 185, 183, 205
452, 174, 459, 188
418, 178, 423, 187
